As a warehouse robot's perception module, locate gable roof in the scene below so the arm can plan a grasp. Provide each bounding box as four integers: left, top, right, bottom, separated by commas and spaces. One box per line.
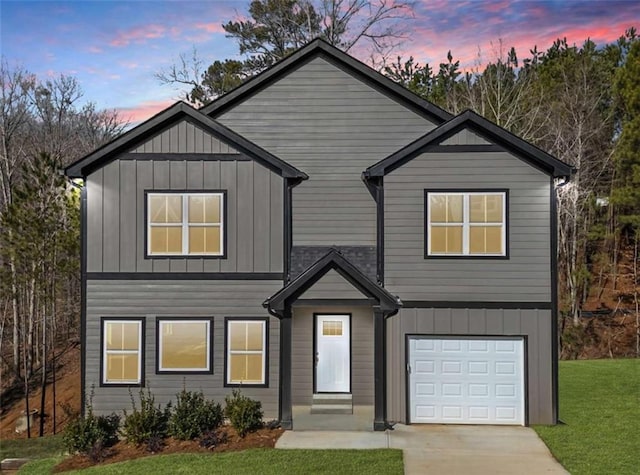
64, 102, 308, 179
200, 38, 452, 123
263, 248, 402, 315
363, 109, 574, 179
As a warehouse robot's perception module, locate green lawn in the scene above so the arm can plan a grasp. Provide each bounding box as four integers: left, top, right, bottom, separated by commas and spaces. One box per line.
0, 433, 66, 460
535, 359, 640, 475
19, 449, 403, 474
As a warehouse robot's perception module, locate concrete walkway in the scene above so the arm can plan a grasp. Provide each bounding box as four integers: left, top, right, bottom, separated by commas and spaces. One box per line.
276, 424, 568, 474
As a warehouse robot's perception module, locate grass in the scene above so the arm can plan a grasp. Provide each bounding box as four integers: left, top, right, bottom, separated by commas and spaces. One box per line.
535, 359, 640, 475
19, 449, 403, 474
0, 433, 66, 460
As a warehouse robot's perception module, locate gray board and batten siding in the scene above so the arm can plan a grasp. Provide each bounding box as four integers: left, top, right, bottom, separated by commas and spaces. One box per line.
86, 120, 284, 274
85, 279, 282, 418
216, 56, 438, 247
386, 307, 554, 425
384, 144, 551, 302
291, 306, 374, 406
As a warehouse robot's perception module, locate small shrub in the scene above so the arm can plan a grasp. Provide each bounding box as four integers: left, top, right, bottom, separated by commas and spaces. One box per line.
62, 408, 120, 456
169, 389, 223, 440
121, 389, 170, 446
199, 428, 229, 450
146, 433, 165, 453
224, 389, 263, 437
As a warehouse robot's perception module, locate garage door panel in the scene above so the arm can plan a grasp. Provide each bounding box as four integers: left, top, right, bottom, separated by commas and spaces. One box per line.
409, 337, 524, 425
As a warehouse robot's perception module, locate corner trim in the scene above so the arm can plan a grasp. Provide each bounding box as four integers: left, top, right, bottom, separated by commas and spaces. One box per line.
80, 186, 87, 414
550, 177, 560, 423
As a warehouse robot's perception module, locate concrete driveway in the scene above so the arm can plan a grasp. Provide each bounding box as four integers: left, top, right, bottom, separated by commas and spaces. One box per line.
277, 424, 567, 474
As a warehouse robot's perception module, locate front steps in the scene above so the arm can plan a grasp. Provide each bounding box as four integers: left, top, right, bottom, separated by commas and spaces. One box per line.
311, 393, 353, 414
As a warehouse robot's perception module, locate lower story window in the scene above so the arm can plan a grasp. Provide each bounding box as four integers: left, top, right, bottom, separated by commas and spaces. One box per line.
102, 318, 144, 385
226, 319, 267, 385
157, 318, 212, 373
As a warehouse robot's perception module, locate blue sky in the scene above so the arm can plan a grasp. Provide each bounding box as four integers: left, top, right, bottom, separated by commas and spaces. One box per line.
1, 0, 638, 123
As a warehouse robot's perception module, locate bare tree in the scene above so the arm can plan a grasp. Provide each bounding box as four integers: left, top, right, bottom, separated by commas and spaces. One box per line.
157, 0, 415, 104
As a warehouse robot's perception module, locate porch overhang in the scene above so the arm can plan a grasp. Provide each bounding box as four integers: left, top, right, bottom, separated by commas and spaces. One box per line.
262, 248, 402, 317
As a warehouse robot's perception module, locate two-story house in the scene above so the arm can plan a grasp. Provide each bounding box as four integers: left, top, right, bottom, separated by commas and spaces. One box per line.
65, 39, 572, 430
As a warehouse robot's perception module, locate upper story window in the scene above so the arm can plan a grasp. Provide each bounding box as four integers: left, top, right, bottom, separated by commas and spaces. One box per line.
425, 190, 507, 257
147, 192, 224, 256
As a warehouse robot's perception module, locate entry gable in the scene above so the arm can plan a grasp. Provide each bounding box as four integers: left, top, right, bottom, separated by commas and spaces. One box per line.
64, 102, 307, 179
264, 249, 401, 315
364, 109, 574, 179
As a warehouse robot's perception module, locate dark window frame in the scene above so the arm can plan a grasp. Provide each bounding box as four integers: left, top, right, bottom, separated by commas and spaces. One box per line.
223, 317, 270, 388
155, 316, 214, 375
144, 189, 228, 259
100, 316, 145, 388
424, 188, 510, 260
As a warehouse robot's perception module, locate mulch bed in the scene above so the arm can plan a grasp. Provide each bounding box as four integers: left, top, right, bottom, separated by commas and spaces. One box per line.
52, 426, 284, 473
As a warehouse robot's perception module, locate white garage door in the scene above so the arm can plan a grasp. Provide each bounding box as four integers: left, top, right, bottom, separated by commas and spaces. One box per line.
409, 337, 525, 425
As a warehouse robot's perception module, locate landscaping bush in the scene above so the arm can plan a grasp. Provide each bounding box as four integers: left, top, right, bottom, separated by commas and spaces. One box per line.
199, 428, 229, 450
62, 407, 120, 460
168, 389, 223, 440
121, 389, 170, 447
224, 389, 263, 437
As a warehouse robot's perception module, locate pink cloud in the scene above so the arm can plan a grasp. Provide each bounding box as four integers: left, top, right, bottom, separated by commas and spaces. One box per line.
118, 61, 139, 70
194, 22, 225, 34
87, 46, 103, 54
117, 99, 175, 125
109, 24, 170, 47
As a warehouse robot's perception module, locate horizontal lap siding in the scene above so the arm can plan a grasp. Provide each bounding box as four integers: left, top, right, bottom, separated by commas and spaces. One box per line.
85, 280, 281, 418
386, 308, 553, 424
86, 159, 283, 273
385, 150, 551, 301
292, 306, 373, 405
218, 57, 435, 247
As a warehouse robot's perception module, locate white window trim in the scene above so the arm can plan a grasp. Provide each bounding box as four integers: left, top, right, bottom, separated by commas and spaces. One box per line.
158, 319, 211, 372
427, 191, 506, 256
102, 319, 142, 385
147, 192, 224, 256
226, 320, 267, 385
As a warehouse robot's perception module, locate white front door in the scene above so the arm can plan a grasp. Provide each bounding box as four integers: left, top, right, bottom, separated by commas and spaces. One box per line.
316, 314, 350, 393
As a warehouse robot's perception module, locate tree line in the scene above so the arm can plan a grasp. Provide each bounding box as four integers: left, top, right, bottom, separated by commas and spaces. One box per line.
0, 63, 125, 435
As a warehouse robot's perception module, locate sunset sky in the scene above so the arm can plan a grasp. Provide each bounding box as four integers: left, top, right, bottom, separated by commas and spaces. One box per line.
2, 0, 638, 124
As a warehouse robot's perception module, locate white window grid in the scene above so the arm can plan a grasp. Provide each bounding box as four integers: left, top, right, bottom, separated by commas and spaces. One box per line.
103, 320, 142, 384
147, 192, 224, 256
427, 191, 506, 256
227, 320, 266, 384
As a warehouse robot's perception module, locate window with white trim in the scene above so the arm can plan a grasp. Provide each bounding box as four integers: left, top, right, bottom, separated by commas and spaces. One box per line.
102, 319, 143, 385
147, 192, 224, 256
157, 319, 212, 373
226, 319, 267, 385
426, 191, 506, 256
